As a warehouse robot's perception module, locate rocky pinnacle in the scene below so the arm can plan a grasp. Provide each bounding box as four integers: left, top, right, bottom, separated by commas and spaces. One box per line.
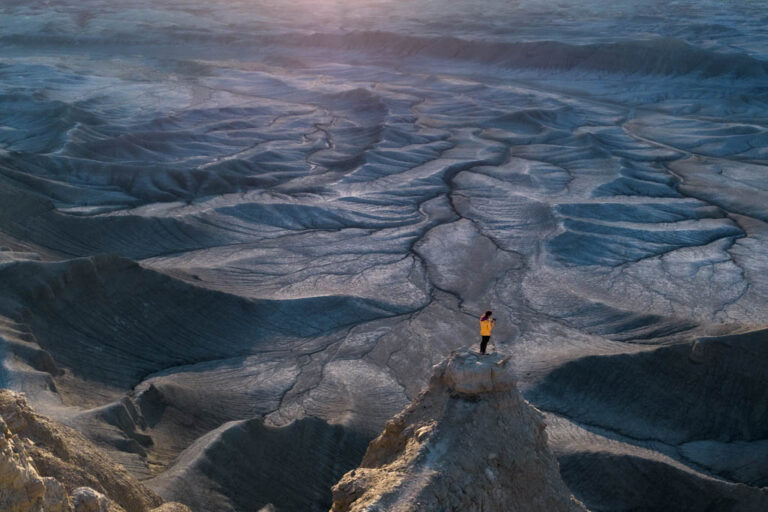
330, 350, 589, 512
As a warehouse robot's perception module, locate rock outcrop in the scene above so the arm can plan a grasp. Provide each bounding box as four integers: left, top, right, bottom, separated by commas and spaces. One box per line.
0, 414, 69, 512
0, 390, 190, 512
329, 350, 588, 512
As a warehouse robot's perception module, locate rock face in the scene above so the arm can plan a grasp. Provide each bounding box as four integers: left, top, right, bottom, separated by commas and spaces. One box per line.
330, 350, 588, 512
0, 390, 190, 512
0, 415, 70, 512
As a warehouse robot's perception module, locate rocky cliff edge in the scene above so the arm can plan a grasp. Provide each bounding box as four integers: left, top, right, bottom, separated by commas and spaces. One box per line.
0, 390, 190, 512
330, 350, 589, 512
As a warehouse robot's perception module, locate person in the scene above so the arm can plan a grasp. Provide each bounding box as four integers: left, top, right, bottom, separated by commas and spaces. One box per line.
479, 310, 496, 355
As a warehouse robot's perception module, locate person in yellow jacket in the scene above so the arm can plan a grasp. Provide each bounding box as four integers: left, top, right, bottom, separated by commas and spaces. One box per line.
479, 310, 496, 355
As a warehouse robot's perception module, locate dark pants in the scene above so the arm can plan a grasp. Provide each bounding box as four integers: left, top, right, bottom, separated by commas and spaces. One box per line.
480, 336, 491, 354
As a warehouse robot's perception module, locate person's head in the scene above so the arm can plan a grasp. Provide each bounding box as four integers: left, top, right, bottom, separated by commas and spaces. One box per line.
482, 310, 492, 320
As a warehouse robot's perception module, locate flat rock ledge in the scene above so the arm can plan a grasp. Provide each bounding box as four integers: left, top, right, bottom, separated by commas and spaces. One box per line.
330, 349, 589, 512
0, 390, 190, 512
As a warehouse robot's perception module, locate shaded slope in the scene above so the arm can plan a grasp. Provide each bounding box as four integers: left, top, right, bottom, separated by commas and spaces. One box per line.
560, 450, 768, 512
0, 255, 406, 389
527, 328, 768, 511
148, 417, 369, 512
529, 328, 768, 444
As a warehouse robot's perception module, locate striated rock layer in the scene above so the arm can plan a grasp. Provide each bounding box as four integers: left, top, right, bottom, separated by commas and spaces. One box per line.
330, 350, 588, 512
0, 390, 189, 512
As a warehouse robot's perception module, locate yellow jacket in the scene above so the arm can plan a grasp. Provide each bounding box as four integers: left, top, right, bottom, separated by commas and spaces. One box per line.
480, 318, 494, 336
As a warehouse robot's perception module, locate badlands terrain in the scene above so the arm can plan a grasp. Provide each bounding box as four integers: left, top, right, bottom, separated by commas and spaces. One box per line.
1, 0, 768, 510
